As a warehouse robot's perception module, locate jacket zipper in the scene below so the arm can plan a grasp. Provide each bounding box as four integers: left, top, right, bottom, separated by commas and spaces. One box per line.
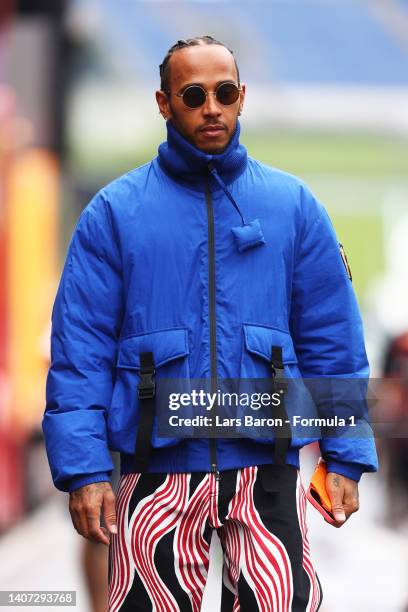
205, 178, 221, 482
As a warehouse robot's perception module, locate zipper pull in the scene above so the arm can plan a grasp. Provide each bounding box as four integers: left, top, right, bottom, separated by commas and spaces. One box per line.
211, 463, 221, 481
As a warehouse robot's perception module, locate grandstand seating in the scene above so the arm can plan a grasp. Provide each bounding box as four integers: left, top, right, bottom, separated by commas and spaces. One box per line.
95, 0, 408, 86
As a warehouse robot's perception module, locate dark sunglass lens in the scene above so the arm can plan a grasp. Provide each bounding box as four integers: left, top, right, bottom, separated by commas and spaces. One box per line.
217, 83, 239, 105
183, 86, 206, 108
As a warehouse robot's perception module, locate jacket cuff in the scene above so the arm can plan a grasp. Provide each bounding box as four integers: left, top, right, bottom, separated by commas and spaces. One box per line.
324, 460, 364, 483
67, 472, 111, 493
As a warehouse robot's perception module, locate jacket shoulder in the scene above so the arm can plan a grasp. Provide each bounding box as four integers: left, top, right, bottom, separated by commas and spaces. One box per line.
247, 157, 325, 227
248, 157, 304, 187
98, 161, 153, 203
80, 161, 155, 227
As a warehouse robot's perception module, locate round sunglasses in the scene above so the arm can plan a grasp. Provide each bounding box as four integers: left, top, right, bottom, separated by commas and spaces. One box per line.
165, 82, 241, 109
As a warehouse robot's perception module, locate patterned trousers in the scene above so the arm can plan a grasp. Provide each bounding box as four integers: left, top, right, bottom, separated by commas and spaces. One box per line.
108, 464, 322, 611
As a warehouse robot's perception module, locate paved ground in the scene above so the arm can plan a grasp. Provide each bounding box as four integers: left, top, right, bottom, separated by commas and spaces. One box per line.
0, 451, 407, 611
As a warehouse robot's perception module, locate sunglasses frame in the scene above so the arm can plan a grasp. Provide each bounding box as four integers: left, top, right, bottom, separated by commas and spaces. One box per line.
165, 81, 242, 109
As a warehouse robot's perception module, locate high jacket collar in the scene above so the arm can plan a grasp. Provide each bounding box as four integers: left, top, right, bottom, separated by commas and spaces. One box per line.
157, 120, 248, 189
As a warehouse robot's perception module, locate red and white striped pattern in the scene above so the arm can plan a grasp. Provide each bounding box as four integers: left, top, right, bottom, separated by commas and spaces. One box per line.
129, 473, 189, 611
222, 466, 294, 612
296, 475, 322, 612
109, 473, 140, 612
109, 473, 212, 612
109, 467, 320, 611
220, 519, 241, 611
174, 473, 211, 611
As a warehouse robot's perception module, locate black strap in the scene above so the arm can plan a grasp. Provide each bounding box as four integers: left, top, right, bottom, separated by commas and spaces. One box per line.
271, 346, 292, 466
271, 346, 288, 394
133, 352, 155, 473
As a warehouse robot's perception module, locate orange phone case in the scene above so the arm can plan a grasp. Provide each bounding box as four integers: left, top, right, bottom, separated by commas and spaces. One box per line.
306, 458, 336, 524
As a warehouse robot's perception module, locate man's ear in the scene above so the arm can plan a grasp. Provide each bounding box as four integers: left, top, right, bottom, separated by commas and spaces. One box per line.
156, 90, 171, 121
238, 82, 246, 116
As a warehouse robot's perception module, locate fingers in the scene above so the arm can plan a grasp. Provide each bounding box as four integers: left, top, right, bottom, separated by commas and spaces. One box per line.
326, 472, 360, 528
69, 503, 89, 538
343, 483, 360, 518
102, 488, 118, 535
87, 510, 110, 546
69, 481, 115, 545
326, 472, 346, 527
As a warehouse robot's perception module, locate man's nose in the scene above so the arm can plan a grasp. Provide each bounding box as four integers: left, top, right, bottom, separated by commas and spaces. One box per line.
202, 92, 222, 117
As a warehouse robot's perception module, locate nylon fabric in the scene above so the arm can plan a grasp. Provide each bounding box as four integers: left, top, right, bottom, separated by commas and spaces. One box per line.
42, 119, 378, 492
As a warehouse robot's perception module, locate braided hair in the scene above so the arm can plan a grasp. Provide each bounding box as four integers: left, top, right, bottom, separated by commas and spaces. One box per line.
159, 35, 240, 91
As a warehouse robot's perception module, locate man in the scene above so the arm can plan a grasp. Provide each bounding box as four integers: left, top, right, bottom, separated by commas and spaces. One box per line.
43, 36, 378, 611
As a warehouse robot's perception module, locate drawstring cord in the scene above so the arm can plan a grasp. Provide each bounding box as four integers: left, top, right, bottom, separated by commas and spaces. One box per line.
207, 162, 246, 226
207, 161, 266, 253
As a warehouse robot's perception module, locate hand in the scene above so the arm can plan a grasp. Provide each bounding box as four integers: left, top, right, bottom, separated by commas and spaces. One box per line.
326, 472, 359, 528
69, 481, 117, 545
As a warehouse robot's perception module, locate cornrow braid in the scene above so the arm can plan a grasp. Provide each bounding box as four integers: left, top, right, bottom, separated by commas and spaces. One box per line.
159, 35, 240, 92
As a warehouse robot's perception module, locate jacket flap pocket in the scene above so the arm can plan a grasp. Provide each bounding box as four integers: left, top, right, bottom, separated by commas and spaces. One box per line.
117, 328, 189, 369
243, 324, 298, 364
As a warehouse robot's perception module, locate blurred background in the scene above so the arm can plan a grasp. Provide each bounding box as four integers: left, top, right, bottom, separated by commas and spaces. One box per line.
1, 0, 408, 610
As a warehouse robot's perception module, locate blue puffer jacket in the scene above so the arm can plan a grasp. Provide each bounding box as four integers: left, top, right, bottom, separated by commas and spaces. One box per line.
43, 121, 378, 492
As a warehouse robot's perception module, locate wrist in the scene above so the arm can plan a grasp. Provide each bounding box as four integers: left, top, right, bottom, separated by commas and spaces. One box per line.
324, 460, 363, 483
68, 472, 111, 493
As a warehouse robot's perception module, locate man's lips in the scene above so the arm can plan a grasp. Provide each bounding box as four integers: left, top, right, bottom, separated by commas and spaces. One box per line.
199, 125, 226, 137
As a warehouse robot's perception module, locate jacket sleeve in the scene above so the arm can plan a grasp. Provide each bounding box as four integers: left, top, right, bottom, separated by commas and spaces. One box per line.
42, 192, 124, 492
289, 185, 378, 482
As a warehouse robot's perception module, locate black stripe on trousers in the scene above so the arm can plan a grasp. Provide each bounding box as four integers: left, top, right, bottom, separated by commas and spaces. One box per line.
108, 465, 323, 611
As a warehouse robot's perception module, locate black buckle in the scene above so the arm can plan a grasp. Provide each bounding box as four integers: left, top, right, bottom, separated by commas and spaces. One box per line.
271, 346, 288, 395
271, 365, 288, 395
138, 367, 156, 400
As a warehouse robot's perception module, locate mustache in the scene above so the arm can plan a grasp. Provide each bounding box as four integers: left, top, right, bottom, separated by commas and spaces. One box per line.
197, 122, 228, 132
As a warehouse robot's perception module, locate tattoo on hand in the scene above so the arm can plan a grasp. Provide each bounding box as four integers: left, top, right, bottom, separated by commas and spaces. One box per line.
332, 475, 341, 488
71, 482, 107, 499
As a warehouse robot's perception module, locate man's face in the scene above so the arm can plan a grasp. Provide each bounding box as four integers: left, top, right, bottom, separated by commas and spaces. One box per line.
156, 45, 246, 154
